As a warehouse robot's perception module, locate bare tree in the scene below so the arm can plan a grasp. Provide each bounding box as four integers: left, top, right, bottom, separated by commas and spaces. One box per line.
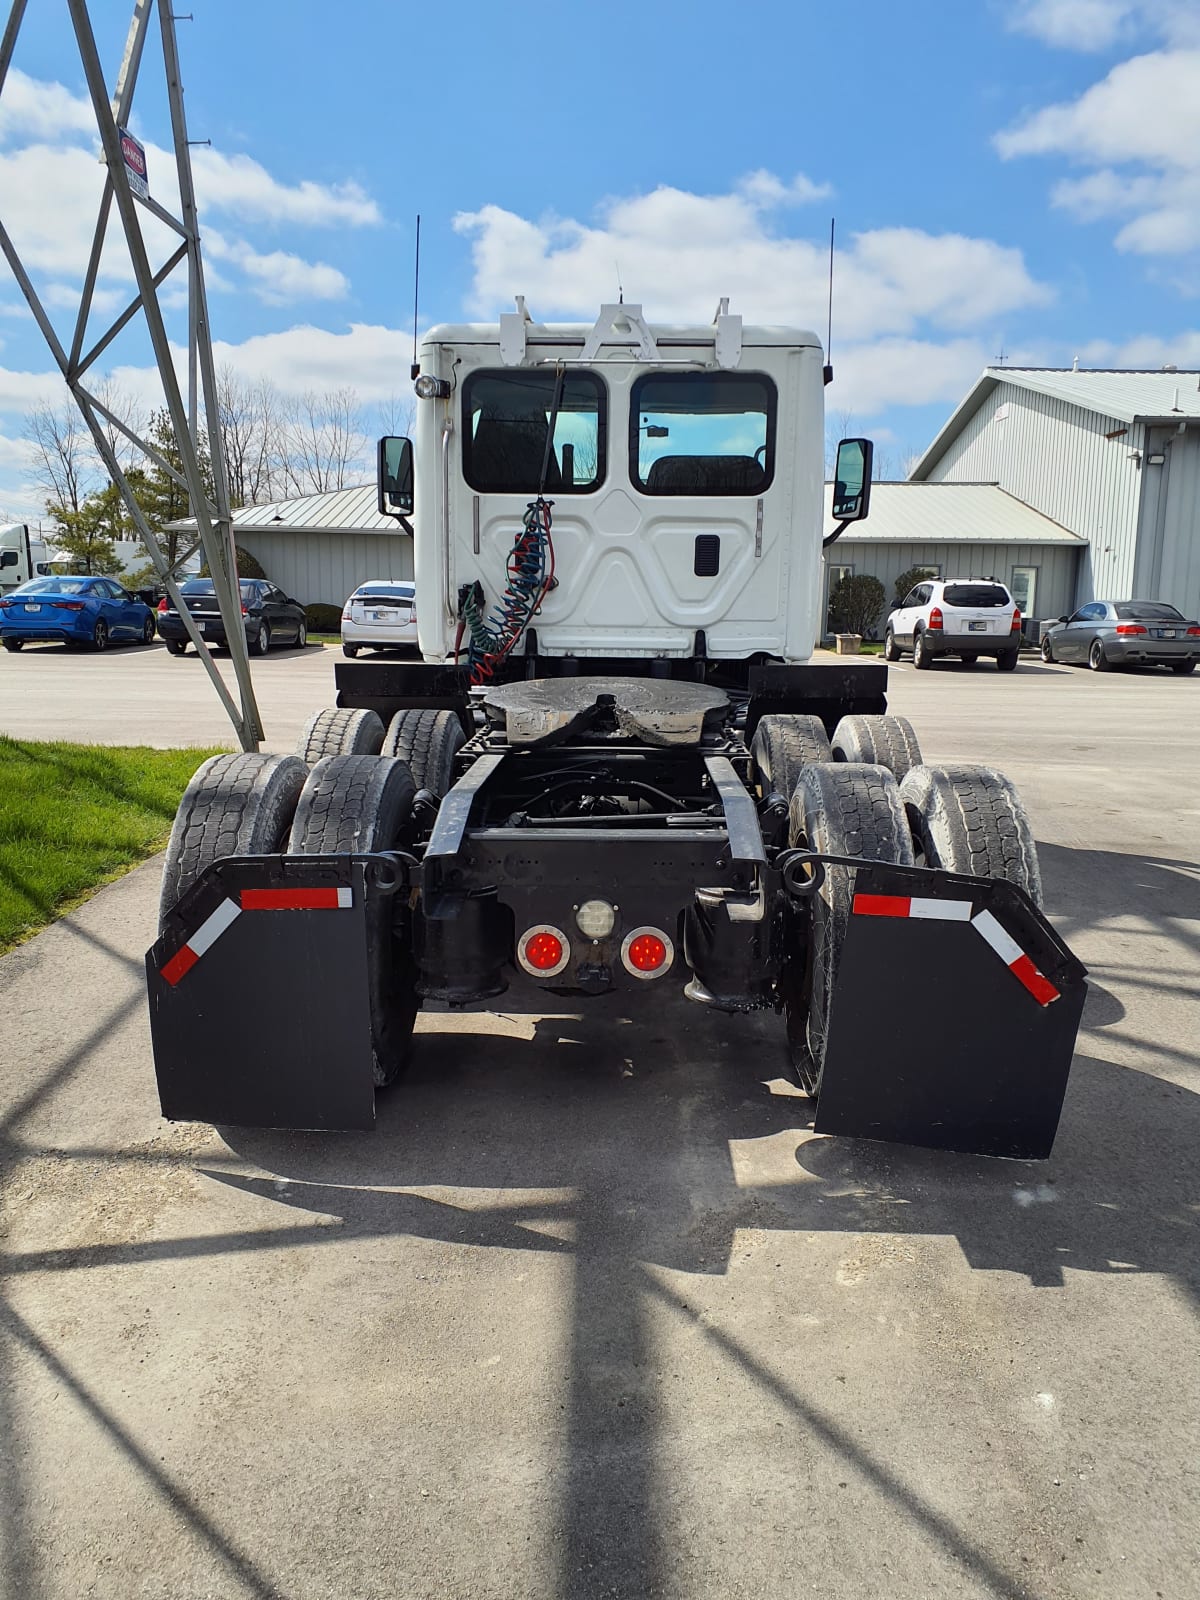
91, 376, 145, 476
25, 400, 92, 515
280, 387, 370, 496
215, 365, 288, 507
824, 406, 858, 479
376, 393, 416, 442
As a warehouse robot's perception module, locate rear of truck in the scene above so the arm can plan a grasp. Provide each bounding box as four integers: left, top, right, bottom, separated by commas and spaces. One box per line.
147, 306, 1086, 1158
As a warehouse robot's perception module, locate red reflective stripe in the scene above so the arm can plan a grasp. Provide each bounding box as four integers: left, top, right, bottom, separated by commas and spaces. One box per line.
852, 893, 911, 918
161, 944, 199, 987
1009, 952, 1060, 1007
241, 887, 344, 910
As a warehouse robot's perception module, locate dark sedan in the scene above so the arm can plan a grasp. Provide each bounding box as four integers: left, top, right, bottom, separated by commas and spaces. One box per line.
157, 579, 307, 656
1041, 600, 1199, 673
0, 575, 156, 651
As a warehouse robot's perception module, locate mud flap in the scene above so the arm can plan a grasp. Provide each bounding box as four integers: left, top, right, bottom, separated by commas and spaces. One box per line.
815, 864, 1087, 1158
146, 856, 377, 1130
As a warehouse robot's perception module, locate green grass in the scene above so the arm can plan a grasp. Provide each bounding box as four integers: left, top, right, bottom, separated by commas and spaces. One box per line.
0, 738, 224, 954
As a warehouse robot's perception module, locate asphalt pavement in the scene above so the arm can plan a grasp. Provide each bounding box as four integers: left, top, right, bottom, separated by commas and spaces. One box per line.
0, 656, 1197, 1599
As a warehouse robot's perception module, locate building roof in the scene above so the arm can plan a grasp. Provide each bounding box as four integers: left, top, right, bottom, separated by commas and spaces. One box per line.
912, 366, 1200, 479
168, 484, 405, 535
826, 482, 1085, 546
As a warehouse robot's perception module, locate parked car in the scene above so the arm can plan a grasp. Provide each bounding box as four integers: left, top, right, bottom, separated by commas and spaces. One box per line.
884, 578, 1022, 670
341, 580, 418, 657
1041, 600, 1199, 673
0, 575, 157, 651
157, 578, 307, 657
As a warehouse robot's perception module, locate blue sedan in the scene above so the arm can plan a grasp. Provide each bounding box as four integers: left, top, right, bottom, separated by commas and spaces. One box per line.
0, 576, 157, 652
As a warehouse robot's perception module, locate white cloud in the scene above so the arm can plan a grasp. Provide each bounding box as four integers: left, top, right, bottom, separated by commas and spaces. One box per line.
188, 146, 380, 229
1076, 330, 1200, 366
0, 67, 96, 144
204, 229, 349, 303
829, 339, 998, 417
453, 176, 1050, 341
1005, 1, 1200, 49
997, 47, 1200, 257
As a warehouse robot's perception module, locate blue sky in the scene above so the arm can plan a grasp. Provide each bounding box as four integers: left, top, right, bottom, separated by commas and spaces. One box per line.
2, 0, 1199, 515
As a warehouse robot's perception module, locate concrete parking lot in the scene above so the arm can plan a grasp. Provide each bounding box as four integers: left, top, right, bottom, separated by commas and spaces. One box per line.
0, 658, 1197, 1599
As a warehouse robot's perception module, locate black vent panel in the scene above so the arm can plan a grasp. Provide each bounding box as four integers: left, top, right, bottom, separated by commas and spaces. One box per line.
693, 534, 721, 577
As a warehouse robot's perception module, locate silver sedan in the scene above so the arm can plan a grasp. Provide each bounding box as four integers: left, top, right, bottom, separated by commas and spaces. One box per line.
1041, 600, 1199, 673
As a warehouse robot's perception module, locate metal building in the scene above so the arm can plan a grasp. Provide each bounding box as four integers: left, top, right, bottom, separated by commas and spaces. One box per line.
910, 368, 1200, 620
823, 481, 1085, 636
170, 485, 412, 608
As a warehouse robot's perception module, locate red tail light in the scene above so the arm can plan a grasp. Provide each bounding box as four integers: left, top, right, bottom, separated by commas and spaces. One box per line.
928, 606, 943, 631
1116, 623, 1147, 636
59, 600, 85, 612
517, 925, 570, 977
157, 597, 169, 612
1187, 627, 1200, 637
620, 927, 674, 980
1011, 608, 1022, 632
241, 604, 249, 616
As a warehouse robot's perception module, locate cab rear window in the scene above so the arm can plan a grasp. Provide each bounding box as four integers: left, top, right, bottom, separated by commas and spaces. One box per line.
942, 584, 1011, 607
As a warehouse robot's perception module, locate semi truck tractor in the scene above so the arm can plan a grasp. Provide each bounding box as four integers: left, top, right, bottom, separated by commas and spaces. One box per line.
0, 523, 53, 592
147, 304, 1085, 1156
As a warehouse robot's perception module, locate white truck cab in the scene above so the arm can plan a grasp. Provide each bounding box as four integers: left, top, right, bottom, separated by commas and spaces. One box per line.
381, 304, 870, 673
0, 523, 53, 593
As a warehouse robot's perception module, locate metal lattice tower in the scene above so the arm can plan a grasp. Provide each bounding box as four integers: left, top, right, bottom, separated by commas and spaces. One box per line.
0, 0, 263, 749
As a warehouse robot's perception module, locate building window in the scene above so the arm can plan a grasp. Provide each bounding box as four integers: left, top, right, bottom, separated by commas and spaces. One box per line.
825, 563, 855, 634
1010, 565, 1038, 626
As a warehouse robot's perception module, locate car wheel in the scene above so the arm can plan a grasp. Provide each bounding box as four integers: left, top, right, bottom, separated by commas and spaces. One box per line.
913, 629, 933, 670
1040, 636, 1055, 663
92, 619, 109, 652
996, 649, 1019, 672
342, 643, 359, 658
295, 618, 307, 649
1088, 639, 1110, 672
142, 615, 156, 644
166, 640, 187, 656
1171, 660, 1196, 675
251, 622, 270, 656
883, 628, 902, 662
3, 638, 23, 652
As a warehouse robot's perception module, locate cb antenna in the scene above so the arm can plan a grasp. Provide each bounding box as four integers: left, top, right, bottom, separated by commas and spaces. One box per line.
410, 213, 422, 381
616, 259, 624, 304
824, 216, 835, 386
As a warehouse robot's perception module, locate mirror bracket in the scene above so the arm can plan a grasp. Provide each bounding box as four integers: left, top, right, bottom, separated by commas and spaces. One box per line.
823, 520, 852, 550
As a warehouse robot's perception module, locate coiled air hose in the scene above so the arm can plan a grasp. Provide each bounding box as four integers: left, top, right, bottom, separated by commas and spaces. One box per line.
459, 368, 563, 685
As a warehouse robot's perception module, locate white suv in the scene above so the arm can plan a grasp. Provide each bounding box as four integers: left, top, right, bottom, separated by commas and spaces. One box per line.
885, 578, 1022, 671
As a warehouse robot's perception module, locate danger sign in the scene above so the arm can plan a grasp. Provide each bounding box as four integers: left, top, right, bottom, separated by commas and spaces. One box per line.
118, 127, 148, 198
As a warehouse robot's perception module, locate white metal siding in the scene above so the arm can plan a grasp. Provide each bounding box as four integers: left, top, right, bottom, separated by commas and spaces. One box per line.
924, 382, 1141, 603
825, 541, 1083, 636
1158, 431, 1200, 618
234, 530, 414, 608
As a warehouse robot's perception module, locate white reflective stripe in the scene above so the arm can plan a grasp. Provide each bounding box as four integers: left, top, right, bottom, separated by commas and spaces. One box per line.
971, 908, 1023, 966
336, 886, 353, 908
908, 897, 973, 921
188, 897, 241, 957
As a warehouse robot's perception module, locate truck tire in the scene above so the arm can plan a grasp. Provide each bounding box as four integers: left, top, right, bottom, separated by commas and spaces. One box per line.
296, 706, 385, 764
898, 763, 1043, 908
288, 755, 418, 1085
382, 708, 466, 797
831, 713, 922, 781
158, 753, 307, 929
750, 713, 832, 800
784, 762, 914, 1097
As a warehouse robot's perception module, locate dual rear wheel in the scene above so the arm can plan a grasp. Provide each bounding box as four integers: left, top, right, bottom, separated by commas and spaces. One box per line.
755, 711, 1042, 1099
159, 707, 469, 1088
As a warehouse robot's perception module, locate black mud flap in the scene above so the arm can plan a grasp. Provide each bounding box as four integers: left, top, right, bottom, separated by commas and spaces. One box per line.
816, 864, 1087, 1158
146, 856, 376, 1130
